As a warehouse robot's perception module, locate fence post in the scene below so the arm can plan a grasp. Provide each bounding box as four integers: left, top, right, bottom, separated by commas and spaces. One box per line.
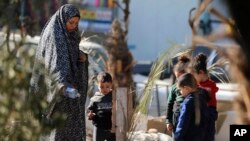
155, 85, 160, 116
116, 87, 128, 141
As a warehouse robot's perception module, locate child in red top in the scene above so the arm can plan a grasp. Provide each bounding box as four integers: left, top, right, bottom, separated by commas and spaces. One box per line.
190, 53, 218, 141
199, 79, 218, 108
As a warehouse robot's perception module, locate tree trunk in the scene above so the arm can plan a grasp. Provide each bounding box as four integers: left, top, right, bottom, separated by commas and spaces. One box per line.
225, 0, 250, 124
105, 18, 133, 139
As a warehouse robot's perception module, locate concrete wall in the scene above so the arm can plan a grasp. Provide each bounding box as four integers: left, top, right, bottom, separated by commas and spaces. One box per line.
115, 0, 231, 62
127, 0, 198, 61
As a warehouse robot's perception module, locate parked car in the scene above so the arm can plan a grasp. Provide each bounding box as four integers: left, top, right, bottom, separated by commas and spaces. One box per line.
79, 40, 108, 96
0, 32, 108, 97
133, 61, 173, 80
0, 32, 108, 71
79, 40, 108, 74
132, 44, 230, 82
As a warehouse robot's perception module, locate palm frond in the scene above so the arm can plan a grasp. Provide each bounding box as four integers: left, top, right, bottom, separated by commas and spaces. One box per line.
128, 43, 188, 139
207, 58, 231, 83
209, 67, 230, 83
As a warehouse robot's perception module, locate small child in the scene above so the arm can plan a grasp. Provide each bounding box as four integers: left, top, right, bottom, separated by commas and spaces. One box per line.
87, 72, 115, 141
174, 73, 208, 141
190, 53, 218, 141
166, 55, 190, 137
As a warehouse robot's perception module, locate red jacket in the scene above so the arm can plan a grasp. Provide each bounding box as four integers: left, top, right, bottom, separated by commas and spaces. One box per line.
199, 79, 218, 107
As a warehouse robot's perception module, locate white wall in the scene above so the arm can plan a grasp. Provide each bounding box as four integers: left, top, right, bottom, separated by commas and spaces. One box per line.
127, 0, 198, 61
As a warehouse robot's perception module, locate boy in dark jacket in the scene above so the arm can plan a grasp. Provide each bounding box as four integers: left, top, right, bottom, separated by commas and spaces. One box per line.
174, 73, 208, 141
87, 72, 115, 141
190, 53, 219, 141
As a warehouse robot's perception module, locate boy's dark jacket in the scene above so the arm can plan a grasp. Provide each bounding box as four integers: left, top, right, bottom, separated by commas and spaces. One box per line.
87, 91, 112, 130
174, 90, 208, 141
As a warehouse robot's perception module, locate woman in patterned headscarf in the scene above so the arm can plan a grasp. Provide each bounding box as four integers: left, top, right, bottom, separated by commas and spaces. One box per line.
30, 4, 88, 141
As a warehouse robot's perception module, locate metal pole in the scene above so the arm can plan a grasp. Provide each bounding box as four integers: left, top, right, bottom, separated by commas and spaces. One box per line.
155, 85, 160, 116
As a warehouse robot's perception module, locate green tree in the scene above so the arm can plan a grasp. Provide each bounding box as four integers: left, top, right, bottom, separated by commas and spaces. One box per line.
0, 1, 67, 140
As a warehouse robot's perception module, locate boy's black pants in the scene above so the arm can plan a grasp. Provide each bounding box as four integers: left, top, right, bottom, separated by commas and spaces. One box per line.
93, 126, 116, 141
